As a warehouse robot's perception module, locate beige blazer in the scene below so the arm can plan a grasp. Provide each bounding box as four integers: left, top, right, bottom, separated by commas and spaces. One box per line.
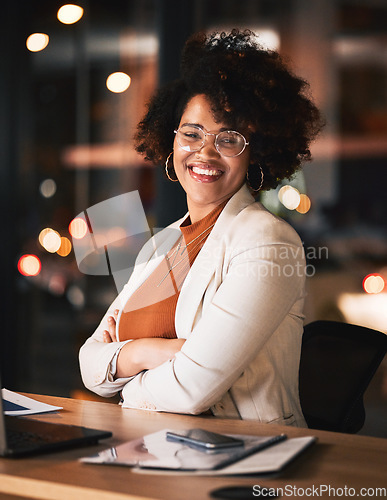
79, 184, 307, 426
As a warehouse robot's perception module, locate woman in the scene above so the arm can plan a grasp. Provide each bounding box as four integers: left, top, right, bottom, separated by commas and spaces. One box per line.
79, 29, 322, 425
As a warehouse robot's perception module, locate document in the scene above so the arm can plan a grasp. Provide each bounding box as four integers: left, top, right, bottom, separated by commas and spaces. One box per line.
1, 389, 63, 416
81, 429, 314, 474
132, 436, 316, 476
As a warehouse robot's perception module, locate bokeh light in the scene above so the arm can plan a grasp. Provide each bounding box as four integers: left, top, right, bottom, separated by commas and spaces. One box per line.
69, 217, 88, 239
296, 193, 312, 214
18, 254, 41, 276
48, 274, 66, 295
57, 4, 84, 24
363, 274, 385, 294
39, 228, 61, 253
257, 29, 280, 51
43, 231, 61, 253
106, 72, 131, 93
57, 236, 72, 257
38, 228, 53, 247
278, 185, 301, 210
39, 178, 57, 198
26, 33, 49, 52
67, 285, 85, 308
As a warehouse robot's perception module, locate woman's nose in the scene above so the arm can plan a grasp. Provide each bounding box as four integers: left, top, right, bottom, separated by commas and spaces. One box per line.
196, 135, 220, 158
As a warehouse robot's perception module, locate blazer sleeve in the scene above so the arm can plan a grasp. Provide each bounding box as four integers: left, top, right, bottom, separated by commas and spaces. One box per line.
78, 219, 185, 397
78, 292, 135, 397
120, 219, 305, 414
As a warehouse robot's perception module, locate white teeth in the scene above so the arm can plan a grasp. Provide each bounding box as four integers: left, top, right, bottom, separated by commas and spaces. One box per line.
191, 166, 222, 176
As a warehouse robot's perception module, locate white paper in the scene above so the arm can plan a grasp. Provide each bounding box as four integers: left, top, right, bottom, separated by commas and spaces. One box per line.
81, 429, 315, 475
1, 389, 63, 416
81, 429, 284, 471
133, 436, 316, 476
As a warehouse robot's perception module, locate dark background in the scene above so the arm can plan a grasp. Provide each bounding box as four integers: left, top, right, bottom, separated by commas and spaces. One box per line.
1, 0, 387, 436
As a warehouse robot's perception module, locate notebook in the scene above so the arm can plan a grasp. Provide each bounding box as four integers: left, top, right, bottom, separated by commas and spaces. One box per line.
81, 429, 288, 471
0, 378, 112, 457
81, 429, 317, 476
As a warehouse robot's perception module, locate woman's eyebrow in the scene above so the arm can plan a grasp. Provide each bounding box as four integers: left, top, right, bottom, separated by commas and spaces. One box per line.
181, 122, 230, 132
181, 122, 202, 128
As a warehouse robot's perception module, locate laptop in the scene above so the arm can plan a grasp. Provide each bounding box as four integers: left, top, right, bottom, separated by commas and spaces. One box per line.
0, 381, 112, 457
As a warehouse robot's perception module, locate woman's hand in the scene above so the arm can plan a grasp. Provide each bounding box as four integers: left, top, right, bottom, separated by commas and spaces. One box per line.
103, 310, 119, 343
102, 309, 186, 378
115, 337, 186, 379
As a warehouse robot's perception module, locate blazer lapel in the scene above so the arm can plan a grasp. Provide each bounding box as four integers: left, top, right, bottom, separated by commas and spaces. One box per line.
119, 217, 185, 301
175, 185, 255, 338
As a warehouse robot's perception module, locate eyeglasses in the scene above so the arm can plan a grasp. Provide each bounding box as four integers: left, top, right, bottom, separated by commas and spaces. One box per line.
174, 124, 249, 157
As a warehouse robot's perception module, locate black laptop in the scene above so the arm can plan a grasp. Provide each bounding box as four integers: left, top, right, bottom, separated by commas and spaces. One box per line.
0, 382, 112, 457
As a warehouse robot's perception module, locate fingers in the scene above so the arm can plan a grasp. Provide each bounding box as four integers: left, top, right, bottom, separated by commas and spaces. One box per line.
103, 330, 112, 343
108, 315, 117, 342
103, 309, 119, 343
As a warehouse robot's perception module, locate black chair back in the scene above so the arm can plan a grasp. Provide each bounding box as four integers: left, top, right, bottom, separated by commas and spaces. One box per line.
299, 320, 387, 433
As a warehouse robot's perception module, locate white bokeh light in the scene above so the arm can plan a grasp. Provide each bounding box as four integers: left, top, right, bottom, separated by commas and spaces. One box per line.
57, 4, 84, 24
26, 33, 49, 52
106, 72, 131, 93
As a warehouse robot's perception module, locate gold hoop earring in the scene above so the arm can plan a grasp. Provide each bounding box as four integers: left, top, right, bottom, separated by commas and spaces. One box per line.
246, 165, 264, 192
165, 152, 178, 182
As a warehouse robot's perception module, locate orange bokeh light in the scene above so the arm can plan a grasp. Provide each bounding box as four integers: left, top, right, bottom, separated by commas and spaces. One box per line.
296, 194, 312, 214
57, 237, 72, 257
69, 217, 88, 239
18, 254, 41, 276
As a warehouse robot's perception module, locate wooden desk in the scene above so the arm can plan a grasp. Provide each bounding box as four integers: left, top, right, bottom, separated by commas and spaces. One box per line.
1, 395, 386, 500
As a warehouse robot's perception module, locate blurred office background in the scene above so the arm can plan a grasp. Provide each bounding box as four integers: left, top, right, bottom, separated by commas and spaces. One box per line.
1, 0, 386, 436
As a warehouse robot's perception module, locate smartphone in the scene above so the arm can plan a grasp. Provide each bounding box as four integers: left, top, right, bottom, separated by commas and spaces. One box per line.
166, 429, 244, 450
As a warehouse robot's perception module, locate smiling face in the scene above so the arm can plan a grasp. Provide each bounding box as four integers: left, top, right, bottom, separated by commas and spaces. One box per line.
173, 94, 250, 222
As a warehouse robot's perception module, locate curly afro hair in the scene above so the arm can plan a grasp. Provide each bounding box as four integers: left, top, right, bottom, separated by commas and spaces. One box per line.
134, 29, 323, 191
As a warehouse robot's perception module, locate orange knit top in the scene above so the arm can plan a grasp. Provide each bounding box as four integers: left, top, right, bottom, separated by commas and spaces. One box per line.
117, 202, 227, 341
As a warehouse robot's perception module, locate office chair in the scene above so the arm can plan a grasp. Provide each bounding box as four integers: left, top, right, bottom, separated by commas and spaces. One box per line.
299, 320, 387, 433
